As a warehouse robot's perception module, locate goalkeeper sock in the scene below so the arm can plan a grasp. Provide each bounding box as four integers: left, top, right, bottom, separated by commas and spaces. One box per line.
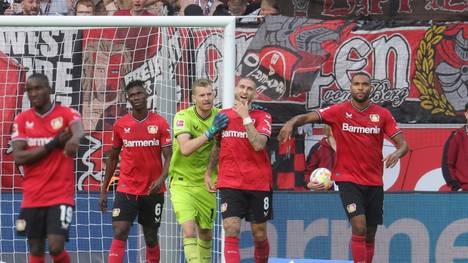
351, 234, 366, 263
108, 239, 126, 263
366, 241, 375, 263
146, 244, 160, 263
29, 255, 45, 263
224, 236, 240, 263
51, 250, 70, 263
254, 239, 269, 263
198, 238, 212, 263
183, 237, 198, 263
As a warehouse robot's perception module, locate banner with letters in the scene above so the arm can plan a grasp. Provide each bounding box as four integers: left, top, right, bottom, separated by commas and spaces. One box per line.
279, 0, 467, 21
0, 18, 466, 192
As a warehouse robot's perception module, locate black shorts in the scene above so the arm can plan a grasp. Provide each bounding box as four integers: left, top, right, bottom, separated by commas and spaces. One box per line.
16, 204, 74, 240
219, 188, 273, 223
336, 182, 383, 225
112, 192, 164, 227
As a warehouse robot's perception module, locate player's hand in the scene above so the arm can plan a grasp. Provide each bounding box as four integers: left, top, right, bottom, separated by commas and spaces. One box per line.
205, 113, 228, 140
204, 172, 216, 193
383, 152, 400, 168
99, 191, 107, 213
233, 99, 249, 119
278, 122, 294, 143
307, 181, 329, 191
149, 177, 165, 194
64, 136, 80, 157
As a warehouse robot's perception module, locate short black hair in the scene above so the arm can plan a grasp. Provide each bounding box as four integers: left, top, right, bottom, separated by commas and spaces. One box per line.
465, 102, 468, 112
125, 80, 146, 92
352, 72, 371, 82
27, 73, 50, 87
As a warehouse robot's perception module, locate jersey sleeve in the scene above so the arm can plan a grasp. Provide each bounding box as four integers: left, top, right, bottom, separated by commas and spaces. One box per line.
173, 111, 191, 137
112, 122, 123, 148
383, 110, 401, 138
315, 105, 340, 125
160, 118, 172, 147
64, 107, 82, 125
11, 114, 26, 141
255, 111, 272, 137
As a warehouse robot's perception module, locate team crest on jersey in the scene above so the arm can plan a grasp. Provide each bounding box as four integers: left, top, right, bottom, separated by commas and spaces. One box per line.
15, 219, 26, 232
26, 121, 34, 129
370, 114, 380, 122
147, 125, 158, 134
50, 117, 63, 130
221, 202, 228, 212
346, 203, 357, 213
112, 208, 121, 217
176, 120, 184, 128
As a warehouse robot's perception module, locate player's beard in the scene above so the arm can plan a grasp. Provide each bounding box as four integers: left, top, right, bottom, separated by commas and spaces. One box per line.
352, 93, 370, 103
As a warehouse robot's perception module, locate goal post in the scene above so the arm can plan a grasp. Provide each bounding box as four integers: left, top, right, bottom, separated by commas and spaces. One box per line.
0, 16, 235, 263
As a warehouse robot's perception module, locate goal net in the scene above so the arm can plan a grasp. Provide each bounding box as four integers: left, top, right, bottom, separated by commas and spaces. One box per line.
0, 16, 235, 263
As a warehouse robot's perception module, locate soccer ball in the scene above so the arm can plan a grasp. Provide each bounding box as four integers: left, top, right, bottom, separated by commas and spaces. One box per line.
310, 167, 333, 189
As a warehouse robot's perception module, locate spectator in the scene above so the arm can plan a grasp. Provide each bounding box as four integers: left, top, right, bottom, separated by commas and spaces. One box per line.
74, 0, 95, 15
113, 0, 152, 15
258, 0, 277, 16
4, 0, 40, 15
305, 124, 336, 191
39, 0, 72, 15
145, 0, 174, 15
442, 102, 468, 191
227, 0, 247, 16
176, 0, 227, 16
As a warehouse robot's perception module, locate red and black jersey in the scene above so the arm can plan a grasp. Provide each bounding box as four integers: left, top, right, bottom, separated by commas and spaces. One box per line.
112, 112, 171, 195
11, 103, 81, 208
316, 101, 401, 186
216, 108, 272, 191
442, 126, 468, 191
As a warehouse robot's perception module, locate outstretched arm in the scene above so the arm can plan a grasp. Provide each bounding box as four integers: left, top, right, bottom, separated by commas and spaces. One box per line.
278, 111, 321, 143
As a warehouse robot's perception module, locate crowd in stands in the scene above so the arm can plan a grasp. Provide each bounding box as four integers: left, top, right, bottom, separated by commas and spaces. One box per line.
0, 0, 278, 17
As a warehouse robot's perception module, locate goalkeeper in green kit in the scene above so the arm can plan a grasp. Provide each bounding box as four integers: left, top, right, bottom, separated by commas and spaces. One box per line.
169, 78, 228, 263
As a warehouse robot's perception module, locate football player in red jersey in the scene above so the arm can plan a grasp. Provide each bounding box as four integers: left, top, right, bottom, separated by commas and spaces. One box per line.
99, 80, 172, 263
205, 77, 272, 263
279, 72, 409, 263
11, 73, 84, 263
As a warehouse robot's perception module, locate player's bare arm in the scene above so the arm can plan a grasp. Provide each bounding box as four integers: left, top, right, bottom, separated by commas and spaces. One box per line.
383, 133, 409, 168
278, 111, 321, 143
12, 129, 72, 165
176, 133, 209, 156
233, 99, 267, 151
99, 146, 121, 212
149, 146, 173, 194
204, 139, 220, 193
64, 121, 84, 157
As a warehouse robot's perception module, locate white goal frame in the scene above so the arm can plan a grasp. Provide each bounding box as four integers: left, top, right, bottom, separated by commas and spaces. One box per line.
0, 15, 236, 108
0, 15, 235, 263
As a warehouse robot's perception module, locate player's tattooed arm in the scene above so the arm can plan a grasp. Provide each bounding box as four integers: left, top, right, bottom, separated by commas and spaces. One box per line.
278, 111, 321, 143
244, 123, 268, 151
100, 146, 121, 212
384, 133, 409, 168
205, 139, 220, 192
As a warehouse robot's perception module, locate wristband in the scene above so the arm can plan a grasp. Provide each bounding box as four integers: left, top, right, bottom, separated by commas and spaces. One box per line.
243, 117, 253, 126
44, 136, 60, 153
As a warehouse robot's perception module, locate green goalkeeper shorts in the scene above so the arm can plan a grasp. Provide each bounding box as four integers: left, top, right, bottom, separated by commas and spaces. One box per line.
170, 184, 216, 230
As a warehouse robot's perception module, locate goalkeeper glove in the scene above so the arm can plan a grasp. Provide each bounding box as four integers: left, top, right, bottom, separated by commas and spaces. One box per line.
205, 113, 228, 140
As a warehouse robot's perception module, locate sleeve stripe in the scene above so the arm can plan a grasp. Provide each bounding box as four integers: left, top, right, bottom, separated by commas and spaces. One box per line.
389, 130, 402, 138
11, 138, 27, 142
313, 109, 323, 122
258, 133, 270, 138
174, 131, 192, 138
162, 144, 172, 148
